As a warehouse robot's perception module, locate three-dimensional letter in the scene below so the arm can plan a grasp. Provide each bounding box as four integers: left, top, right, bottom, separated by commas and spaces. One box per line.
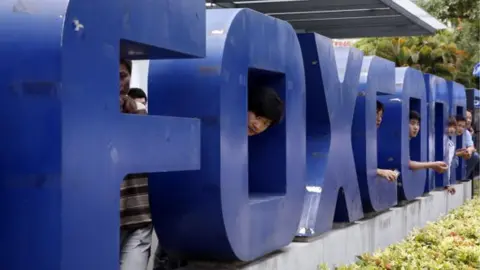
378, 68, 427, 201
424, 75, 449, 189
148, 9, 306, 261
0, 1, 204, 269
352, 56, 397, 212
296, 33, 363, 236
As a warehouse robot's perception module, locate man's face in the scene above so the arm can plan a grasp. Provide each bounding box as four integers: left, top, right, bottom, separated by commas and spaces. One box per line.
409, 119, 420, 138
247, 111, 271, 136
446, 125, 456, 136
376, 109, 383, 128
457, 120, 466, 135
466, 111, 472, 128
119, 63, 131, 95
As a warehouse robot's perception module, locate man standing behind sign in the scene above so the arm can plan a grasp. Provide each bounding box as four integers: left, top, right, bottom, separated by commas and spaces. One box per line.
456, 114, 479, 179
119, 59, 153, 270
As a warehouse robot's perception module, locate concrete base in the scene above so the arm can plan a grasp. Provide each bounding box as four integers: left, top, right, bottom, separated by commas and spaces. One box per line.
148, 182, 472, 270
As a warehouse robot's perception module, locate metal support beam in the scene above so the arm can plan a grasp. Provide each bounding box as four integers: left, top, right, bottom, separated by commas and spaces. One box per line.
206, 0, 447, 38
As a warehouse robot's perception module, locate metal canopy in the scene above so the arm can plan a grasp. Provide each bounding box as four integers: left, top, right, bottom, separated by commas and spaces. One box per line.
206, 0, 446, 38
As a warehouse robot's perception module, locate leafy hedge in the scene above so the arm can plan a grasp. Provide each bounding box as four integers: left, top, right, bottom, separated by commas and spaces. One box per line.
473, 179, 480, 197
324, 198, 480, 269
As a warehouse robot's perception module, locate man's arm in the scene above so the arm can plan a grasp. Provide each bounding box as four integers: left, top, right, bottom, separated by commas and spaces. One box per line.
120, 95, 138, 113
409, 160, 448, 173
135, 102, 148, 115
376, 168, 398, 182
467, 146, 476, 155
408, 161, 432, 170
465, 130, 476, 155
120, 96, 148, 115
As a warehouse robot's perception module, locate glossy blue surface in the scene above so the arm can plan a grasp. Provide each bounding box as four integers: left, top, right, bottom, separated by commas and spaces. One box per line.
0, 1, 204, 270
448, 81, 467, 182
475, 89, 480, 109
353, 56, 397, 212
466, 88, 480, 110
297, 33, 363, 236
379, 68, 427, 201
424, 75, 449, 189
148, 9, 306, 261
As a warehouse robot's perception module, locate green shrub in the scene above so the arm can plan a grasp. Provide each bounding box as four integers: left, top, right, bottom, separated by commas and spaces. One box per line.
473, 179, 480, 197
322, 198, 480, 270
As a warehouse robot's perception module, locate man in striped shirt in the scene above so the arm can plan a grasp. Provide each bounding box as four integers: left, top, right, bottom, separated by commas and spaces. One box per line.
119, 59, 152, 270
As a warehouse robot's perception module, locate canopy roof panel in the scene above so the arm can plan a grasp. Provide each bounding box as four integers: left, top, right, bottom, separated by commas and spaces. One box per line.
206, 0, 446, 38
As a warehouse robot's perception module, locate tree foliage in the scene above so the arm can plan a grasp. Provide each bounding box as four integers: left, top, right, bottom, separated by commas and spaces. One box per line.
417, 0, 480, 23
354, 0, 479, 88
355, 32, 471, 84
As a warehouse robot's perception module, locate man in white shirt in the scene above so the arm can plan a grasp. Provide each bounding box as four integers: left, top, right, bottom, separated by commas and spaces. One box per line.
119, 60, 152, 270
444, 116, 458, 194
408, 111, 448, 173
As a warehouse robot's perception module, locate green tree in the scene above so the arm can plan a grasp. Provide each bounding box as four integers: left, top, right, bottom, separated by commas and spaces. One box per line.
355, 32, 468, 82
416, 0, 479, 23
354, 0, 479, 88
418, 0, 479, 87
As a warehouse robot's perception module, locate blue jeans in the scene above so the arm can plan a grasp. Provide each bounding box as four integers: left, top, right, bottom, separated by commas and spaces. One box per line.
466, 152, 480, 179
120, 224, 153, 270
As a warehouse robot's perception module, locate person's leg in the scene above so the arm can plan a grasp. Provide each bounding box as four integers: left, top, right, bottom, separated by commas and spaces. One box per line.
466, 152, 480, 179
450, 156, 458, 183
153, 245, 188, 270
120, 224, 153, 270
153, 246, 169, 270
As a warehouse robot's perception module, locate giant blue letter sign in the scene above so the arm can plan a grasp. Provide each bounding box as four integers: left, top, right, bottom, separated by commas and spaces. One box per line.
296, 33, 363, 237
352, 56, 397, 212
148, 9, 306, 261
0, 1, 204, 270
424, 75, 449, 189
378, 68, 427, 201
448, 81, 467, 183
1, 2, 473, 268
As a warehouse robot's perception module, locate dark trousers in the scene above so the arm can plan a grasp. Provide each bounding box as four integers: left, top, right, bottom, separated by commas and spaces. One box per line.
153, 247, 187, 270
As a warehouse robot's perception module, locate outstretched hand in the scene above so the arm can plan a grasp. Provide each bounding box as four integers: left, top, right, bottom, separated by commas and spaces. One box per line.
431, 161, 448, 173
377, 169, 399, 182
445, 185, 456, 195
456, 148, 471, 160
